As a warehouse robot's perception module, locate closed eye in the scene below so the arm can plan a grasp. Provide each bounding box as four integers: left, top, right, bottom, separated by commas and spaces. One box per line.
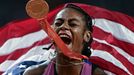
55, 22, 62, 26
69, 23, 77, 27
54, 19, 64, 27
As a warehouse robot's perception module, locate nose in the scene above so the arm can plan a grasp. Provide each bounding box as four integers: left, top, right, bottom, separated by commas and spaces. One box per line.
60, 22, 70, 30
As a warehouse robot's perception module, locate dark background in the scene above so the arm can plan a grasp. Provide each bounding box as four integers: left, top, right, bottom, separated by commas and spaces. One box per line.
0, 0, 134, 27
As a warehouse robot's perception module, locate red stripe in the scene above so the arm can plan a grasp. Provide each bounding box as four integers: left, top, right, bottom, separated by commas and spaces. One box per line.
0, 72, 3, 75
91, 40, 134, 74
89, 57, 129, 75
0, 19, 41, 46
73, 4, 134, 32
93, 26, 134, 56
0, 37, 51, 63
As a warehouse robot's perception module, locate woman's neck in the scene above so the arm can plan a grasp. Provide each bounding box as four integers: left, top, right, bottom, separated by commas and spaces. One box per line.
55, 53, 83, 75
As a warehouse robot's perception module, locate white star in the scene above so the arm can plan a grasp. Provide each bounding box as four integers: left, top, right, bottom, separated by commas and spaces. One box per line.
8, 72, 13, 75
18, 64, 26, 69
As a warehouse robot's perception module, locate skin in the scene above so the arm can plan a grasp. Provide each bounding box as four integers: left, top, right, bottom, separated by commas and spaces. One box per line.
23, 8, 107, 75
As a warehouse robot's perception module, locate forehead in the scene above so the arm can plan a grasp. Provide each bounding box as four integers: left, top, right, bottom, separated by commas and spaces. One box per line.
55, 8, 84, 20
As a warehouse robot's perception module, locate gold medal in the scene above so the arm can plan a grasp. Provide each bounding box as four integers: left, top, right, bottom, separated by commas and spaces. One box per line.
26, 0, 49, 19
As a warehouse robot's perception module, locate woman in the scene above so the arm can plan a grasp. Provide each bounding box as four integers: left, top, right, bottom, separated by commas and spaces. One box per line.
23, 3, 107, 75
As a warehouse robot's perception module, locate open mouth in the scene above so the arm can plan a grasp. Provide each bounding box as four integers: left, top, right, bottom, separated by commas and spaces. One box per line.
59, 34, 72, 45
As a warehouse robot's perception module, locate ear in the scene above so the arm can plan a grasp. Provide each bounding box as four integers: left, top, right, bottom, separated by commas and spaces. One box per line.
84, 31, 91, 42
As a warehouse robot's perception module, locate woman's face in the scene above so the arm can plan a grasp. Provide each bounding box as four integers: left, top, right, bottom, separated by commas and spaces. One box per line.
52, 8, 90, 54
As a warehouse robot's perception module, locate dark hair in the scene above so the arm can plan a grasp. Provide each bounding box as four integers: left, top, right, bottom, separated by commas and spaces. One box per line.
65, 4, 93, 57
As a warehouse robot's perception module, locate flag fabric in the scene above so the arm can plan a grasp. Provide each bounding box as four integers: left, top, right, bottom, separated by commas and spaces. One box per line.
0, 3, 134, 75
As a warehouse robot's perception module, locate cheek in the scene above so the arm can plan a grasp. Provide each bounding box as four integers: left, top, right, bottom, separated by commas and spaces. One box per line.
72, 29, 84, 51
52, 26, 58, 33
73, 29, 84, 39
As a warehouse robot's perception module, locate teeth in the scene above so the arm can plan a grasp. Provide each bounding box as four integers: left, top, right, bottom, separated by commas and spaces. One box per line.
59, 34, 71, 44
60, 35, 68, 37
60, 35, 69, 38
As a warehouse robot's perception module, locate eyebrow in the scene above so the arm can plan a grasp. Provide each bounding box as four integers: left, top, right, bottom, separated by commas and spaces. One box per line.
55, 18, 80, 22
55, 18, 63, 21
69, 18, 80, 22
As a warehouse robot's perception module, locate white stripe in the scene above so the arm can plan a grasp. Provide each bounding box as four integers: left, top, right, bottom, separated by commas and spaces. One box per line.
0, 30, 48, 55
91, 50, 131, 75
94, 19, 134, 44
93, 38, 134, 65
104, 70, 116, 75
0, 60, 15, 71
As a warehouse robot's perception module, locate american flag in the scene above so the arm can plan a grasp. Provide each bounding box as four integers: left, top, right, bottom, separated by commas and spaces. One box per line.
0, 3, 134, 75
